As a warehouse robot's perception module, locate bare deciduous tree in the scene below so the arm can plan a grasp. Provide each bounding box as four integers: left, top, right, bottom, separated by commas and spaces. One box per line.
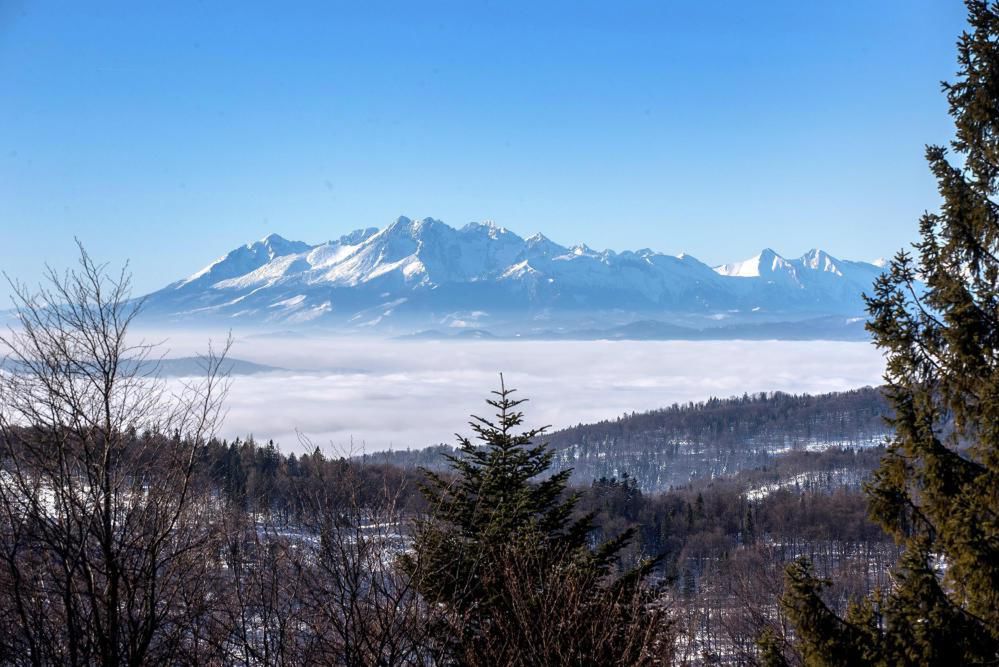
0, 244, 230, 666
215, 454, 439, 666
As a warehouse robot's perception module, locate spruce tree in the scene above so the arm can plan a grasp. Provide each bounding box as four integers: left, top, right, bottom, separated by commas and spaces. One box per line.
781, 2, 999, 663
402, 377, 667, 665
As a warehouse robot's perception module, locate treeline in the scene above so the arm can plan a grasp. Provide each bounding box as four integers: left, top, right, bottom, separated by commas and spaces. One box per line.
581, 470, 890, 565
194, 432, 900, 663
574, 471, 899, 662
546, 388, 890, 491
199, 437, 429, 520
192, 436, 893, 567
193, 434, 899, 664
366, 388, 892, 492
193, 413, 896, 604
0, 418, 898, 665
552, 387, 889, 447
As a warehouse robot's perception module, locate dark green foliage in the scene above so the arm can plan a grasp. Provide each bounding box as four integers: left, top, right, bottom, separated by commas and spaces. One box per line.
757, 626, 791, 667
779, 559, 881, 666
198, 436, 429, 520
401, 377, 667, 665
783, 2, 999, 663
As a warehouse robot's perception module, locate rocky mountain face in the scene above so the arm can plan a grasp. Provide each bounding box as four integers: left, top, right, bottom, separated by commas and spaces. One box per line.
141, 216, 885, 335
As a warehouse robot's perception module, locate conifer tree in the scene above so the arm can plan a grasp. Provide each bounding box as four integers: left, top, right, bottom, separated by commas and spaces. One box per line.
402, 376, 668, 665
781, 2, 999, 663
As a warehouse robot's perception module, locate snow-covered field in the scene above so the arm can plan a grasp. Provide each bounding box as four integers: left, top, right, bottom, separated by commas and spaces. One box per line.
148, 333, 886, 455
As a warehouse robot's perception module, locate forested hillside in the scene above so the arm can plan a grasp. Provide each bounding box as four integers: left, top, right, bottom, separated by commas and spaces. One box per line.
183, 431, 898, 663
368, 387, 891, 492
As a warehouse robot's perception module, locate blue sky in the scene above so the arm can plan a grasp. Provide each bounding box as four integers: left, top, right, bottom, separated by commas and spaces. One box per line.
1, 1, 968, 293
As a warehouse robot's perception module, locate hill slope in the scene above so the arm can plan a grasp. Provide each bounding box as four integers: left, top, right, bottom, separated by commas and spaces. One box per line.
365, 386, 891, 492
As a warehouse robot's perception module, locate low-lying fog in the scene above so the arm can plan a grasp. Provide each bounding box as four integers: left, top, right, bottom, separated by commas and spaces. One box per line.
148, 331, 887, 455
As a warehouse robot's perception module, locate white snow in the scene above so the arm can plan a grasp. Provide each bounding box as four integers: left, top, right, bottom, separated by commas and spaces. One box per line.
154, 218, 889, 326
715, 253, 764, 277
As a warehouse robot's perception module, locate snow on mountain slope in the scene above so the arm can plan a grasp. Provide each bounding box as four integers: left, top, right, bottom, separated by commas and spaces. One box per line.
716, 250, 768, 278
142, 217, 886, 330
177, 233, 313, 288
715, 248, 801, 280
714, 247, 883, 298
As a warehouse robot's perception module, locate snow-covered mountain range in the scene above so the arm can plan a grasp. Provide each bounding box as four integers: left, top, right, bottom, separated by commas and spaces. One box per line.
140, 216, 886, 337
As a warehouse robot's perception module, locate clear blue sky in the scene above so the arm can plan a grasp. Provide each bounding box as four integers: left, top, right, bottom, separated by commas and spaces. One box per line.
1, 1, 968, 293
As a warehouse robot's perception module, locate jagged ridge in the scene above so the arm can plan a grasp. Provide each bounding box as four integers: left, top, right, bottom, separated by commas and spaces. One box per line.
141, 216, 886, 331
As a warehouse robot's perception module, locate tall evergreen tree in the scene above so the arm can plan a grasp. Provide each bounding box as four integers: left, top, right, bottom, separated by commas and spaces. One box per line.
781, 2, 999, 664
402, 377, 669, 665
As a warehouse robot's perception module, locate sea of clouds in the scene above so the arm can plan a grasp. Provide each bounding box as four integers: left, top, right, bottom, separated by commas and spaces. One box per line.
147, 331, 887, 456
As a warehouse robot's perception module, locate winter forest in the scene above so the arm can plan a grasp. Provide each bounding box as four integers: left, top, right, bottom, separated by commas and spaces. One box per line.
4, 1, 999, 665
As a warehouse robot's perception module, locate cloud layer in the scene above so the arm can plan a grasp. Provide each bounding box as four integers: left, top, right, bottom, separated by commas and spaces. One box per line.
150, 332, 886, 456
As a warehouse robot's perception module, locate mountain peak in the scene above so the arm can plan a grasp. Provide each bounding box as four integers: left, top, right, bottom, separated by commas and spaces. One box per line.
336, 227, 379, 245
415, 216, 443, 229
522, 232, 567, 259
178, 233, 308, 287
800, 248, 843, 274
382, 216, 446, 238
250, 233, 311, 261
716, 249, 778, 278
570, 243, 598, 257
801, 247, 830, 260
154, 219, 883, 326
461, 220, 517, 240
